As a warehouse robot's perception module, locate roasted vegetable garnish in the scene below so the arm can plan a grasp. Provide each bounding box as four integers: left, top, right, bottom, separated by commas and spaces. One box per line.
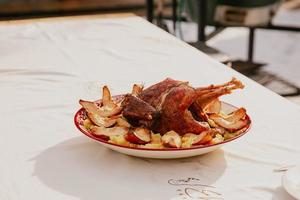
208, 108, 250, 132
162, 131, 182, 148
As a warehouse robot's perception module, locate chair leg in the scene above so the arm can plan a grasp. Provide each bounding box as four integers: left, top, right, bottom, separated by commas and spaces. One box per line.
197, 0, 207, 42
248, 28, 255, 62
146, 0, 154, 22
172, 0, 177, 32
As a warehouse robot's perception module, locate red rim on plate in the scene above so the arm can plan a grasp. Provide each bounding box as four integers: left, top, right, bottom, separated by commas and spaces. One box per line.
74, 101, 251, 151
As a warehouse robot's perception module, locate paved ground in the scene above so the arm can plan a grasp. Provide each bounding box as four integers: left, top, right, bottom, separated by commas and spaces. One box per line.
168, 8, 300, 105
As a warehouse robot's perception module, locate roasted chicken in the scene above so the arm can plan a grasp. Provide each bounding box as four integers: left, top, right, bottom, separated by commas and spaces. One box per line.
122, 77, 248, 136
79, 77, 250, 147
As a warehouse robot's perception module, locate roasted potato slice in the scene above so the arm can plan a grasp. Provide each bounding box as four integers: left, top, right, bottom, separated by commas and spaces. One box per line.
162, 131, 182, 148
79, 86, 122, 118
182, 132, 208, 147
125, 128, 151, 144
116, 117, 131, 128
87, 112, 117, 128
209, 108, 249, 132
91, 126, 129, 138
203, 98, 221, 114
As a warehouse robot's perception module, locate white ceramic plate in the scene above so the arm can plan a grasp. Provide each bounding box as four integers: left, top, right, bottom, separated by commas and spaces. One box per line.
282, 166, 300, 200
74, 102, 251, 159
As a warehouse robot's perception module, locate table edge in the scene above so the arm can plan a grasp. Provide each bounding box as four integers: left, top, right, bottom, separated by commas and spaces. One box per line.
0, 12, 136, 25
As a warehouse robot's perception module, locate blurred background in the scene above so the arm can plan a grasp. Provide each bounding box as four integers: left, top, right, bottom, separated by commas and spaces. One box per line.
0, 0, 299, 103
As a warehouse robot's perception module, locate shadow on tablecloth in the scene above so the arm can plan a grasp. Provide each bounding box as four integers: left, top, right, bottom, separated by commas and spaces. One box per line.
272, 186, 296, 200
32, 136, 227, 200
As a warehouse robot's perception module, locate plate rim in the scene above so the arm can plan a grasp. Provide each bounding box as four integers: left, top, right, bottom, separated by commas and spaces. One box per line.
74, 101, 251, 152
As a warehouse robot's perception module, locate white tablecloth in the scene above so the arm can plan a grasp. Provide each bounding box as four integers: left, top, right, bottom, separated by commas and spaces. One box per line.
0, 15, 300, 200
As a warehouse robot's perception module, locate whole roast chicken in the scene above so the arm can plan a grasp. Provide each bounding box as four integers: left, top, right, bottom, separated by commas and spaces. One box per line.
121, 77, 247, 136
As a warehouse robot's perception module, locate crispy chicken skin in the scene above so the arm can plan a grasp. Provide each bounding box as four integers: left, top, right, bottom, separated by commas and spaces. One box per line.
122, 94, 157, 121
140, 78, 185, 109
153, 84, 208, 135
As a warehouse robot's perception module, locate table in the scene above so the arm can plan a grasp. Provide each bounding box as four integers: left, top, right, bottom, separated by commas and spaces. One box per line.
0, 13, 299, 200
